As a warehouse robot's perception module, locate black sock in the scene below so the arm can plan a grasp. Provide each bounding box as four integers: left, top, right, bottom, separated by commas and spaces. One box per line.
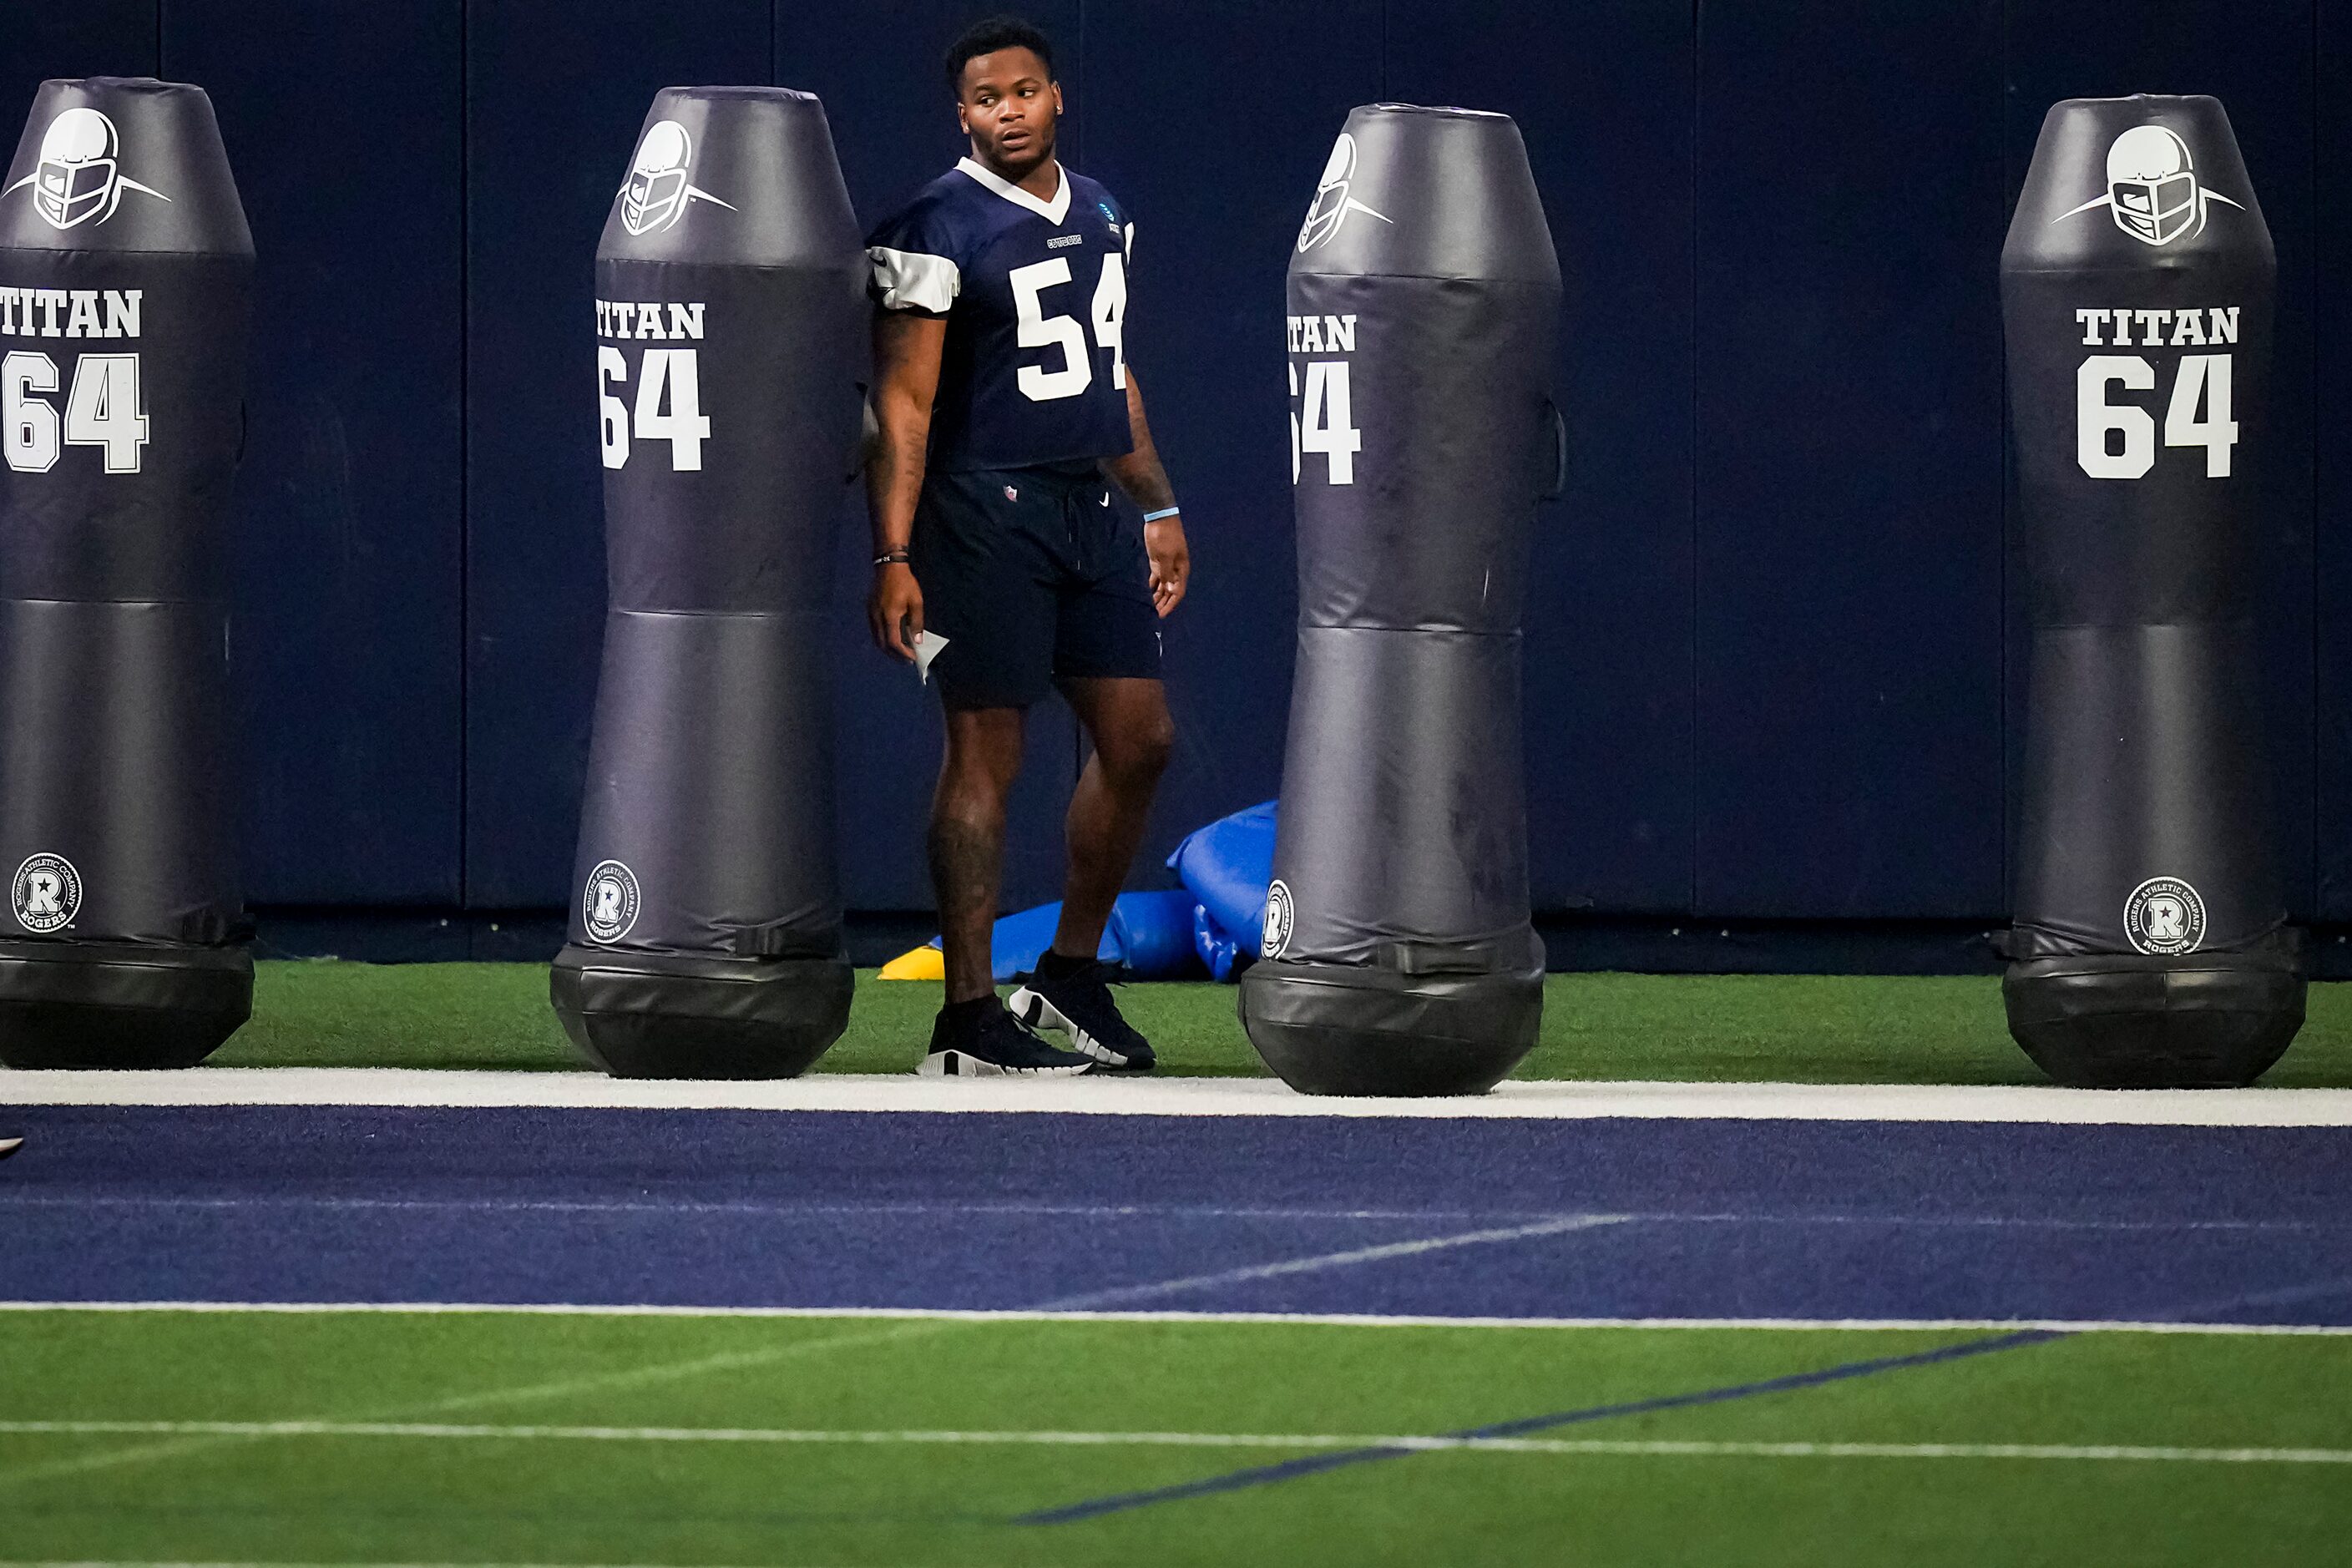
939, 994, 999, 1030
1034, 948, 1094, 980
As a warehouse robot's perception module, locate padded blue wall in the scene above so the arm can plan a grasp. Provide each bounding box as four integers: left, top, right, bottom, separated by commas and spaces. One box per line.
0, 6, 153, 117
1697, 2, 2007, 918
3, 2, 2344, 925
168, 1, 467, 905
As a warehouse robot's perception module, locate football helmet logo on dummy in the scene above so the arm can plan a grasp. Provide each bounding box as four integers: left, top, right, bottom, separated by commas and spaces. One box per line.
619, 120, 736, 236
1296, 133, 1392, 254
2050, 124, 2243, 247
3, 107, 173, 230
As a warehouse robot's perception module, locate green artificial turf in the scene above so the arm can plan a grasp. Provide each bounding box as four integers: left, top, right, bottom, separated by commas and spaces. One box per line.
3, 1308, 2346, 1565
211, 961, 2352, 1086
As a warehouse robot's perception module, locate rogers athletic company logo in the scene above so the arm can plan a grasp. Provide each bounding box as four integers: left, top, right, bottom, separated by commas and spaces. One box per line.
1297, 133, 1392, 254
619, 119, 736, 236
1261, 878, 1295, 959
2051, 124, 2244, 248
12, 852, 82, 933
3, 107, 173, 230
582, 859, 642, 943
2124, 876, 2206, 956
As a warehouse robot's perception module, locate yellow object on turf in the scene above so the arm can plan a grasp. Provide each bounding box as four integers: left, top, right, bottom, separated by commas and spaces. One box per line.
878, 944, 945, 981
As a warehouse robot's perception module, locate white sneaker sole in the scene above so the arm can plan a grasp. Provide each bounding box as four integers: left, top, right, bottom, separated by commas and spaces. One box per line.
916, 1049, 1090, 1079
1009, 986, 1140, 1070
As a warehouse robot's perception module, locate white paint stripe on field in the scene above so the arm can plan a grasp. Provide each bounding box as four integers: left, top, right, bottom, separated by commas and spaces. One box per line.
4, 1420, 2348, 1466
0, 1195, 1550, 1221
7, 1066, 2352, 1125
1035, 1213, 1626, 1309
4, 1301, 2349, 1335
0, 1218, 1623, 1490
0, 1315, 962, 1491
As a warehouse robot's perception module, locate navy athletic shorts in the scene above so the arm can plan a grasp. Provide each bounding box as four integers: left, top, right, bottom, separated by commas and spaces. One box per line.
910, 463, 1162, 711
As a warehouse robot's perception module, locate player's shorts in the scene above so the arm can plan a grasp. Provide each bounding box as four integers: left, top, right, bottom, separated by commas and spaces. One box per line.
911, 462, 1162, 711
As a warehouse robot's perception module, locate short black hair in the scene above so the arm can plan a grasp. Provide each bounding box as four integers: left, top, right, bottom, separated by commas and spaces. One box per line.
946, 15, 1055, 95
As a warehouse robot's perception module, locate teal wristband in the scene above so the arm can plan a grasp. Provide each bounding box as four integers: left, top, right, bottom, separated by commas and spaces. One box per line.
1141, 505, 1181, 523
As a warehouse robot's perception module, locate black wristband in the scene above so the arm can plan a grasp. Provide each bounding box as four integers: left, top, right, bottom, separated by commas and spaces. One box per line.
873, 549, 910, 567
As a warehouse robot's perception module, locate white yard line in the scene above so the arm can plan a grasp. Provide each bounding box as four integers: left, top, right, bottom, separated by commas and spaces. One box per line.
0, 1216, 1616, 1489
4, 1066, 2352, 1125
0, 1195, 1577, 1222
3, 1301, 2348, 1335
1036, 1214, 1625, 1310
3, 1420, 2346, 1465
0, 1313, 957, 1491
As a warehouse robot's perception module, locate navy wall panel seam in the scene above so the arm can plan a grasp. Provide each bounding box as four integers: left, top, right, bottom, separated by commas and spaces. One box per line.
2304, 0, 2324, 921
1075, 0, 1090, 796
2325, 0, 2345, 915
1692, 0, 1707, 917
454, 0, 478, 907
2000, 0, 2010, 907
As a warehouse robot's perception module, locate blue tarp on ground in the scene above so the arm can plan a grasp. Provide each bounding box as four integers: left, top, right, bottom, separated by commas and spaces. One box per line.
1169, 799, 1277, 981
915, 801, 1279, 983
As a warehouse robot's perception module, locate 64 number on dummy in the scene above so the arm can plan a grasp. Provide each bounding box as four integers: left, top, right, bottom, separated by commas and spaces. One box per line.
1287, 311, 1363, 486
3, 351, 148, 473
599, 344, 709, 472
2071, 309, 2243, 481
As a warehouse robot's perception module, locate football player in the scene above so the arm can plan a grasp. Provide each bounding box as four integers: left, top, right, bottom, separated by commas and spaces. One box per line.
866, 15, 1191, 1076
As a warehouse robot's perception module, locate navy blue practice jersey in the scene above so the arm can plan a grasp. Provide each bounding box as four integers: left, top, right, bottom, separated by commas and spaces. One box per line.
867, 159, 1135, 472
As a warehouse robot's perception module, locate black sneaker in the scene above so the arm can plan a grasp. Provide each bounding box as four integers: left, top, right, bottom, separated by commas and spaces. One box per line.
918, 1001, 1095, 1078
1009, 960, 1157, 1073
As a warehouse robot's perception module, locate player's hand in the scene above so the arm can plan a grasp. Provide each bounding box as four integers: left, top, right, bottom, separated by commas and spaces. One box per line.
1146, 514, 1190, 618
869, 563, 924, 662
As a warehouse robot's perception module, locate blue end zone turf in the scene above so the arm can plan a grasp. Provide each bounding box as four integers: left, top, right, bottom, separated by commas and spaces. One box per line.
1, 1105, 2347, 1328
